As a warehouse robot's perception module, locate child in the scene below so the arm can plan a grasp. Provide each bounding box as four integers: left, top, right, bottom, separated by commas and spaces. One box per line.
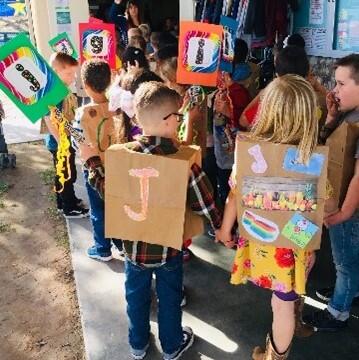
44, 52, 88, 218
304, 54, 359, 331
73, 59, 122, 261
213, 70, 250, 206
216, 75, 326, 359
79, 82, 221, 359
0, 100, 16, 169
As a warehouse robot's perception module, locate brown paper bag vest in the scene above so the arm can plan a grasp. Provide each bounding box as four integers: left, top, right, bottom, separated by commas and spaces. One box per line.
81, 102, 116, 163
326, 122, 359, 209
235, 136, 328, 251
105, 144, 203, 250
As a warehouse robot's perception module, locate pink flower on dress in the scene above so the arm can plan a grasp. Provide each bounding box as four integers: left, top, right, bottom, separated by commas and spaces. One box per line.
243, 259, 251, 269
274, 282, 286, 293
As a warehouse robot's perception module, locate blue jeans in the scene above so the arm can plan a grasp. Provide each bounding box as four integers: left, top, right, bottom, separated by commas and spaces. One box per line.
125, 253, 183, 354
328, 216, 359, 320
83, 170, 122, 255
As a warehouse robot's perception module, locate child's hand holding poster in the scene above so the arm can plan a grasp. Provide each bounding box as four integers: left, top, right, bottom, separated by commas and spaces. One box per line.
177, 21, 223, 87
0, 34, 69, 123
79, 22, 117, 69
49, 32, 78, 59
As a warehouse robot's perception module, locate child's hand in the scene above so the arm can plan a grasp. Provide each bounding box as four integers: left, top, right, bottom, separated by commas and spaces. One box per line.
326, 91, 339, 123
215, 228, 236, 248
78, 143, 99, 163
324, 208, 353, 227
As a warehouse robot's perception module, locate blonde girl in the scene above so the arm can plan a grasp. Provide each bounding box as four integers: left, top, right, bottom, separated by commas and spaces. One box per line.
216, 74, 324, 360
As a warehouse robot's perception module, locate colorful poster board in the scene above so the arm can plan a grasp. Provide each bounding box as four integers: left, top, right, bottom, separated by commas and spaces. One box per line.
177, 21, 223, 87
105, 145, 203, 250
235, 137, 329, 250
49, 32, 78, 59
79, 22, 117, 69
0, 34, 69, 123
219, 16, 239, 73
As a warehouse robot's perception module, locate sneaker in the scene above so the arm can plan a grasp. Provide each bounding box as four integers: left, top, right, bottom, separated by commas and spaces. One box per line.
303, 309, 348, 332
75, 197, 86, 208
130, 343, 149, 360
87, 246, 113, 262
63, 206, 89, 218
163, 327, 194, 360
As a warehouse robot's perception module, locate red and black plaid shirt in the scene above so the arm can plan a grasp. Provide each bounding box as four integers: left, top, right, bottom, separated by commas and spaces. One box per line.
85, 136, 221, 266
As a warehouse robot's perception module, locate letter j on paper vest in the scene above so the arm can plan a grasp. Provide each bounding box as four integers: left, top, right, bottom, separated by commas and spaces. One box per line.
105, 144, 203, 250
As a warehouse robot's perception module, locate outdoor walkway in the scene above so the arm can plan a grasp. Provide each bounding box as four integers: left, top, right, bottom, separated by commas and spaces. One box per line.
2, 101, 359, 359
70, 167, 359, 360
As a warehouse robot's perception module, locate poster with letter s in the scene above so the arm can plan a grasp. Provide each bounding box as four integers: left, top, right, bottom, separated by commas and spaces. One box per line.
79, 22, 117, 69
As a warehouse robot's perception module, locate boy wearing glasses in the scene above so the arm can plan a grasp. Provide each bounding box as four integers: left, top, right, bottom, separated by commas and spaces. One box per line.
79, 82, 221, 360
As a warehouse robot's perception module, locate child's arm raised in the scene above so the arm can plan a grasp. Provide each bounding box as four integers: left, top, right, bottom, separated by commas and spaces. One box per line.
216, 191, 237, 248
325, 159, 359, 226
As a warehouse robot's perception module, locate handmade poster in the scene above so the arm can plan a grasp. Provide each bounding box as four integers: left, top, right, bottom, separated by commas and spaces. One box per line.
177, 21, 223, 86
105, 145, 203, 250
80, 103, 116, 163
49, 32, 78, 59
326, 121, 359, 209
219, 16, 239, 73
281, 213, 319, 249
235, 137, 328, 250
0, 34, 69, 123
79, 22, 117, 69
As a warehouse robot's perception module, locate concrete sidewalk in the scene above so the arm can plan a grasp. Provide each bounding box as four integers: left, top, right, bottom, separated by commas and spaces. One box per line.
1, 95, 43, 144
69, 164, 359, 360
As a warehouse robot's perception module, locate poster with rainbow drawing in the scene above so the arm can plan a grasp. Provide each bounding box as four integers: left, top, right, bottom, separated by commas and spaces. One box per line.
177, 21, 223, 86
79, 22, 116, 69
235, 137, 329, 251
0, 34, 69, 123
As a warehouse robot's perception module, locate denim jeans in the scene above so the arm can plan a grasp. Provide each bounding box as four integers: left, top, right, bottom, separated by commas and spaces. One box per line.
83, 170, 122, 255
125, 253, 183, 354
328, 216, 359, 320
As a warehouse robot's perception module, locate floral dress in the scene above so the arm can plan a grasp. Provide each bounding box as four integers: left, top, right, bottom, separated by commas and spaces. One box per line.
229, 175, 315, 295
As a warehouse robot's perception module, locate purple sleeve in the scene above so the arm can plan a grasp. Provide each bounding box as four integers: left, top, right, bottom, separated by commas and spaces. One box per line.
130, 125, 142, 140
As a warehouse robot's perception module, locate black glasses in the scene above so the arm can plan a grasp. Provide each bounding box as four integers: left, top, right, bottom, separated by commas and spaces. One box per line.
163, 112, 184, 122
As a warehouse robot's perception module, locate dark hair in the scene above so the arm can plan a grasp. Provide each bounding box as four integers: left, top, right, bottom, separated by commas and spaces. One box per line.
134, 81, 181, 113
126, 0, 142, 29
335, 54, 359, 84
81, 59, 111, 93
50, 52, 78, 67
158, 31, 178, 50
121, 68, 163, 94
156, 44, 178, 61
286, 34, 305, 48
233, 38, 248, 64
128, 35, 146, 53
275, 46, 309, 78
122, 46, 149, 71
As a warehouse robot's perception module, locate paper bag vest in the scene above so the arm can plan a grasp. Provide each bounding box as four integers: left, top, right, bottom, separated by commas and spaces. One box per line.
81, 102, 116, 163
326, 121, 359, 209
235, 136, 328, 251
105, 144, 204, 250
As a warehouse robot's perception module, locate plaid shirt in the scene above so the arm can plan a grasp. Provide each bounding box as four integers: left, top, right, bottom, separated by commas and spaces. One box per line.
84, 135, 221, 266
